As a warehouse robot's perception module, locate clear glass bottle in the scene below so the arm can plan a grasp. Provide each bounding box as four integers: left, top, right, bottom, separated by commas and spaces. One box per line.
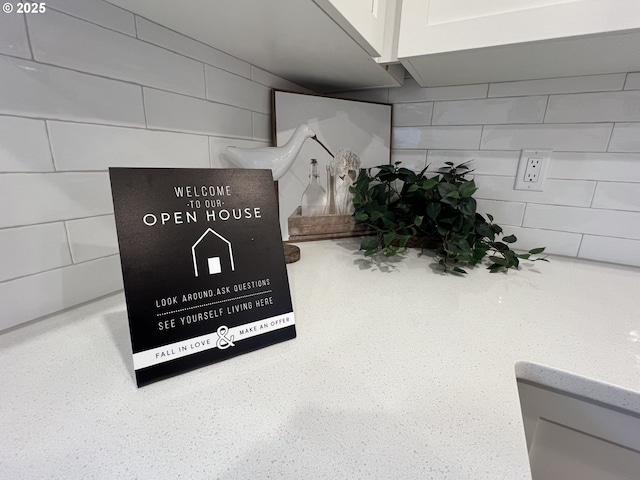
325, 165, 337, 215
301, 159, 327, 216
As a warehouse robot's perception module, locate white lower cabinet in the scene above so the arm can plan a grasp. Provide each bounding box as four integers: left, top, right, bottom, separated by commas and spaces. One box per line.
517, 380, 640, 479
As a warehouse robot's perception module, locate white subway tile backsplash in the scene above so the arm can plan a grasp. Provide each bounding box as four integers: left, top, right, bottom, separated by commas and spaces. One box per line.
503, 226, 582, 257
393, 102, 433, 127
65, 215, 119, 263
0, 255, 122, 331
252, 112, 271, 142
48, 121, 210, 171
0, 223, 72, 282
27, 11, 205, 97
3, 0, 640, 330
488, 74, 625, 98
548, 153, 640, 182
475, 199, 525, 226
393, 126, 482, 150
625, 73, 640, 90
474, 176, 596, 207
0, 56, 145, 127
135, 17, 250, 78
209, 137, 269, 168
144, 88, 252, 138
0, 116, 53, 172
0, 13, 31, 58
579, 236, 640, 267
205, 65, 271, 114
592, 182, 640, 212
46, 0, 136, 36
388, 78, 488, 103
432, 96, 547, 126
523, 204, 640, 240
545, 91, 640, 123
609, 123, 640, 152
390, 150, 427, 171
426, 150, 519, 176
0, 173, 113, 228
481, 124, 613, 152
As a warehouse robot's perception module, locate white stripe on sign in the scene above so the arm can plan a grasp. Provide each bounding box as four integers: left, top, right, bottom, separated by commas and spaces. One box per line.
133, 312, 295, 370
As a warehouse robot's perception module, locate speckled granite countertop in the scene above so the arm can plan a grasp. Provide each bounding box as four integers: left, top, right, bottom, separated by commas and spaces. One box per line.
1, 239, 639, 479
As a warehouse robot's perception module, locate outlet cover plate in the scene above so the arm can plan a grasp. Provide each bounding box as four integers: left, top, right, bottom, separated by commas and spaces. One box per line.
514, 149, 552, 191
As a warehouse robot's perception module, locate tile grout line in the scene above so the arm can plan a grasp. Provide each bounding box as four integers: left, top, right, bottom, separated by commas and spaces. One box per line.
48, 6, 137, 39
141, 86, 148, 128
43, 120, 57, 172
0, 112, 268, 142
21, 12, 34, 60
605, 122, 615, 153
62, 220, 76, 265
46, 7, 258, 84
1, 31, 275, 114
576, 234, 585, 257
0, 253, 122, 286
0, 214, 116, 233
542, 95, 550, 123
519, 202, 527, 227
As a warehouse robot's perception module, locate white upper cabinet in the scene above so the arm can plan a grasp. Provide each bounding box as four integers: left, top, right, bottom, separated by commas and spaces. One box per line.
398, 0, 640, 86
106, 0, 403, 92
313, 0, 388, 57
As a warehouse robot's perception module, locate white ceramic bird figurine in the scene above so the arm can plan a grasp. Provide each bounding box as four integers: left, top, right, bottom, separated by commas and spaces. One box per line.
224, 124, 333, 180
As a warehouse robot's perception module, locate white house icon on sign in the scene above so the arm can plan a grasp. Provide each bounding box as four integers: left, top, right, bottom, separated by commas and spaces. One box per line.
191, 228, 235, 277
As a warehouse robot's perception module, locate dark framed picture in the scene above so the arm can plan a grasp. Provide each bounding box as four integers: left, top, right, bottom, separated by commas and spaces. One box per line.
273, 90, 392, 239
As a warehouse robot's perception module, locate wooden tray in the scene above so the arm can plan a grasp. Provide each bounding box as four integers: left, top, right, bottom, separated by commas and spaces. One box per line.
287, 206, 373, 242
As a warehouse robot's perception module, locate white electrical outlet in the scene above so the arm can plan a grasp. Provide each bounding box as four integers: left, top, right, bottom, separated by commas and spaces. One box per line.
514, 149, 552, 191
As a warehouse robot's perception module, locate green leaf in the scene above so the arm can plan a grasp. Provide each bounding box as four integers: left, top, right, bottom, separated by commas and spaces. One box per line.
502, 234, 517, 243
370, 210, 384, 221
458, 180, 478, 198
415, 215, 424, 227
383, 232, 397, 247
486, 213, 494, 222
458, 198, 477, 216
489, 255, 508, 266
491, 241, 508, 252
476, 222, 494, 239
452, 267, 468, 275
437, 225, 449, 236
529, 247, 546, 255
517, 253, 531, 259
490, 224, 503, 234
437, 182, 457, 197
440, 195, 458, 206
446, 190, 460, 199
355, 212, 368, 222
421, 178, 438, 190
398, 234, 412, 248
360, 236, 379, 251
426, 203, 441, 221
380, 215, 392, 228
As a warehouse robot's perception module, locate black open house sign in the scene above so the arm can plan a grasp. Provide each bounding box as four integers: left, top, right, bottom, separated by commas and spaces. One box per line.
109, 168, 296, 387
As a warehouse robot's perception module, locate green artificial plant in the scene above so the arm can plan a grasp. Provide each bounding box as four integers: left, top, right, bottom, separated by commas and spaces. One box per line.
350, 161, 547, 274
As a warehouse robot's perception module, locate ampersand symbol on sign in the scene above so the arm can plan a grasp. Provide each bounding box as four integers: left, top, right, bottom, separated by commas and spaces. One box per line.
216, 325, 235, 350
